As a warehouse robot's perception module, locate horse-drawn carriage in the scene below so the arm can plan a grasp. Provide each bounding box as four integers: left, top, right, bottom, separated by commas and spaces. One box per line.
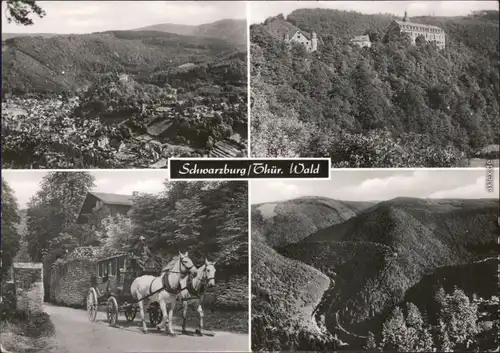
86, 237, 217, 336
86, 237, 165, 327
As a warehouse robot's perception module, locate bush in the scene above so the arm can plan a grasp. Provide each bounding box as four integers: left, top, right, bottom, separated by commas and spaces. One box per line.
0, 310, 55, 338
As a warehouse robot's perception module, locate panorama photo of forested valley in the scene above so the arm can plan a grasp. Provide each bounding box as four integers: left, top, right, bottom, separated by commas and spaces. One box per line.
251, 169, 499, 352
1, 1, 248, 169
250, 1, 499, 168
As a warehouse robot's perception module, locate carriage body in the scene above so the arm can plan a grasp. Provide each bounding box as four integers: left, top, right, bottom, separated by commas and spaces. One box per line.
86, 247, 164, 327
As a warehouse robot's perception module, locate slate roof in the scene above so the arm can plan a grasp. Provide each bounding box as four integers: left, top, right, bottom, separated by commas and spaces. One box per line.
351, 35, 370, 42
394, 20, 444, 31
264, 18, 312, 40
89, 192, 133, 206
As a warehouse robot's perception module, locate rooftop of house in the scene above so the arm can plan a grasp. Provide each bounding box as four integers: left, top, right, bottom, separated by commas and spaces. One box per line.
394, 20, 444, 31
264, 17, 313, 40
351, 35, 371, 42
89, 191, 134, 206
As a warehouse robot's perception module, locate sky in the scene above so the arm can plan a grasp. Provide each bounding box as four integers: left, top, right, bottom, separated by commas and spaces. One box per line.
249, 1, 499, 24
1, 1, 246, 34
250, 169, 500, 204
2, 170, 169, 209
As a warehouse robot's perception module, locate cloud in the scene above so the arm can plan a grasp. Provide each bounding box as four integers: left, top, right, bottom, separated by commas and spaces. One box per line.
6, 180, 40, 209
2, 1, 246, 34
429, 175, 499, 199
335, 170, 435, 201
251, 170, 499, 204
251, 180, 301, 204
115, 179, 165, 195
94, 178, 111, 187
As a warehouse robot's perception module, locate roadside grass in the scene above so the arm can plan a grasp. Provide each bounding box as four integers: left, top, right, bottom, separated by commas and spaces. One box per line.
0, 310, 58, 353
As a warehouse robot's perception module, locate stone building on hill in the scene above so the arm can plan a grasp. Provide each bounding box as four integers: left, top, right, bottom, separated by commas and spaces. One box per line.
350, 35, 371, 48
284, 29, 318, 52
263, 17, 319, 52
386, 11, 446, 49
76, 192, 133, 229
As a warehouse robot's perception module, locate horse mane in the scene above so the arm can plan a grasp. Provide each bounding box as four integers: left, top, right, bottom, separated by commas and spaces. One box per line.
161, 255, 180, 272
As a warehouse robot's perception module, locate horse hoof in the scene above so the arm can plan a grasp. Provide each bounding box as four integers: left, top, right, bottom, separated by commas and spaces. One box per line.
195, 329, 202, 336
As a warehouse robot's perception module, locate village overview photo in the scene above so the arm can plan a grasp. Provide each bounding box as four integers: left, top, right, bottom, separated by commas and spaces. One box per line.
1, 1, 248, 169
250, 1, 500, 168
1, 171, 249, 352
251, 170, 499, 352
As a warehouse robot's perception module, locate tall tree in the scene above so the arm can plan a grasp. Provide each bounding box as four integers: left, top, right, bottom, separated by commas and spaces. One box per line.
26, 172, 95, 262
1, 179, 21, 279
131, 180, 248, 271
25, 172, 94, 300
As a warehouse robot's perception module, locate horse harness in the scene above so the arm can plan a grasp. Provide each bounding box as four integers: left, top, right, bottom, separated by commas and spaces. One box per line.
179, 264, 214, 301
147, 257, 194, 297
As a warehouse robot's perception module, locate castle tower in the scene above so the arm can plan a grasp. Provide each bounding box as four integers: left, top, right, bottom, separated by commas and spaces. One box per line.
311, 31, 318, 52
403, 10, 408, 22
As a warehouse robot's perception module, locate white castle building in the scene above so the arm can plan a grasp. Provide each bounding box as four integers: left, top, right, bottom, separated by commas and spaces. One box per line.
284, 29, 318, 52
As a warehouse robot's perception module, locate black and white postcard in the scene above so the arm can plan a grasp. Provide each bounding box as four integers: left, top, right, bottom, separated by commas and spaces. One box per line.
2, 1, 248, 169
251, 169, 499, 351
1, 170, 249, 352
249, 1, 499, 168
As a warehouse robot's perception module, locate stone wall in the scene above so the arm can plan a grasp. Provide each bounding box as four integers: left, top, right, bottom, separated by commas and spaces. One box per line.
1, 281, 16, 312
206, 274, 248, 310
50, 259, 95, 307
13, 263, 44, 314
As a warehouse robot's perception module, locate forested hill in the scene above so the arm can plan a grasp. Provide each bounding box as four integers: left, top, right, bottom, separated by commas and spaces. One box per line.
281, 197, 499, 327
251, 9, 500, 165
2, 29, 243, 94
133, 19, 247, 45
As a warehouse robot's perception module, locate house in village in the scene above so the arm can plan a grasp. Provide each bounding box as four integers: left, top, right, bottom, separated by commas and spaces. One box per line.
386, 11, 446, 49
76, 192, 133, 228
350, 35, 371, 48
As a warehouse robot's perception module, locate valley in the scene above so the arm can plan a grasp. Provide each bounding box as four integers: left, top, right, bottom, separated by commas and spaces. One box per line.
251, 195, 499, 351
1, 21, 248, 168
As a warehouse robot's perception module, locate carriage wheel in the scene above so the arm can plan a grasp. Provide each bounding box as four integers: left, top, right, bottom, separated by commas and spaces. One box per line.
107, 297, 119, 327
87, 288, 98, 322
124, 305, 137, 322
148, 302, 163, 327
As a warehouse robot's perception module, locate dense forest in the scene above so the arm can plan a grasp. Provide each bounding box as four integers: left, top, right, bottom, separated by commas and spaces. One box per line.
251, 9, 499, 167
1, 30, 245, 95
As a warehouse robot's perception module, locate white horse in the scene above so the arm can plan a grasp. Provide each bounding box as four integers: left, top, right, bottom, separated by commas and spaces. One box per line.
178, 259, 217, 336
130, 251, 197, 335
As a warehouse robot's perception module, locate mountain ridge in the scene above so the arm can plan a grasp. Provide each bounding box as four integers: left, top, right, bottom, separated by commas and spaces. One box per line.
2, 29, 244, 94
132, 19, 247, 45
252, 196, 499, 350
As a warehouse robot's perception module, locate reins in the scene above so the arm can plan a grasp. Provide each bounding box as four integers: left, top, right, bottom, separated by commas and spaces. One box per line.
147, 256, 193, 298
180, 264, 214, 300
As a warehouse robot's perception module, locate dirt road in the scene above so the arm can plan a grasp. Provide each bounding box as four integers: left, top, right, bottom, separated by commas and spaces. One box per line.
45, 304, 249, 353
